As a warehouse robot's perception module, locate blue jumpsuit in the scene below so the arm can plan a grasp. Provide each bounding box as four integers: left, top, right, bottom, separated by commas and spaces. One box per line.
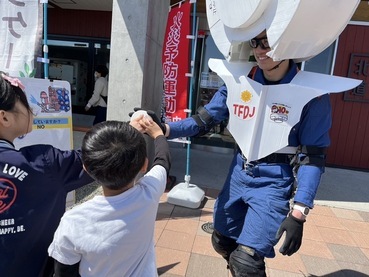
0, 140, 93, 277
168, 61, 332, 257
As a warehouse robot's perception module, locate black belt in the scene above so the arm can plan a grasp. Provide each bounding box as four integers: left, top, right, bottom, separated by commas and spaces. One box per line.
237, 145, 292, 165
237, 147, 293, 178
256, 153, 292, 164
236, 154, 293, 178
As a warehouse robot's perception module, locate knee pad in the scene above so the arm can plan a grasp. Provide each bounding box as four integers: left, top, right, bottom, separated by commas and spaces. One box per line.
211, 230, 238, 262
229, 245, 266, 277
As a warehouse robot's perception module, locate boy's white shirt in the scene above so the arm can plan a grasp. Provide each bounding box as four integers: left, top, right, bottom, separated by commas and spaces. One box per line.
48, 165, 167, 277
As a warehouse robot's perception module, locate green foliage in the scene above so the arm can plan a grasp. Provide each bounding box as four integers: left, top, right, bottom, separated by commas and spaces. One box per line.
19, 62, 36, 78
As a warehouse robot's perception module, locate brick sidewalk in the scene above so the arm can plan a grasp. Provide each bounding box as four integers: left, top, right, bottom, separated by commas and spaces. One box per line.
155, 188, 369, 277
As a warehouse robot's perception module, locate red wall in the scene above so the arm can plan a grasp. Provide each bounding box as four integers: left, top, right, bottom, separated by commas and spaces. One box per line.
48, 9, 112, 38
328, 24, 369, 170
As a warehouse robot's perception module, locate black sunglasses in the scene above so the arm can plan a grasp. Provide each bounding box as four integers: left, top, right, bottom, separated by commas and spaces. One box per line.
249, 36, 270, 50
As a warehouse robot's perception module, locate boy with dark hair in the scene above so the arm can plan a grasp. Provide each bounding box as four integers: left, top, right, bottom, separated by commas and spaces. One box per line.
48, 119, 170, 277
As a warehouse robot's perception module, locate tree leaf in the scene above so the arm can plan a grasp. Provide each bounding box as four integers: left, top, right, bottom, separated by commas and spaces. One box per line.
24, 63, 30, 75
29, 69, 36, 78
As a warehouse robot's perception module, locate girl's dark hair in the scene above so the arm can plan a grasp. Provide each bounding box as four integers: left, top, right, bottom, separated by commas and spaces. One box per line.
0, 71, 31, 113
95, 65, 109, 77
82, 121, 147, 190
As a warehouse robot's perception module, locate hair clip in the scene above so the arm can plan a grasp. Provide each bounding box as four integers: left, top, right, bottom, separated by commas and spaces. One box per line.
1, 73, 25, 91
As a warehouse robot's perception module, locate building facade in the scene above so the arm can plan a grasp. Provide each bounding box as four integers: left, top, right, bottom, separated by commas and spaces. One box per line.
46, 1, 369, 170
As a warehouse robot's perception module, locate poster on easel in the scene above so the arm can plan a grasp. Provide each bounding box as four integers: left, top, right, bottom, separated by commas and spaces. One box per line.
14, 78, 73, 150
14, 78, 75, 207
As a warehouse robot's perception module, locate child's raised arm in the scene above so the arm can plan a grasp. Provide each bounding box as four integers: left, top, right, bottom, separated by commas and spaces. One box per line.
139, 118, 163, 140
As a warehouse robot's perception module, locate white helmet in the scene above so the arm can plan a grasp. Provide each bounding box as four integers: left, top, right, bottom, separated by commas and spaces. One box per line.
206, 0, 360, 63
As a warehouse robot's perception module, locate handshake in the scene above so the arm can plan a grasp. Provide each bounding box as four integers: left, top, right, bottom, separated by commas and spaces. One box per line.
129, 108, 167, 136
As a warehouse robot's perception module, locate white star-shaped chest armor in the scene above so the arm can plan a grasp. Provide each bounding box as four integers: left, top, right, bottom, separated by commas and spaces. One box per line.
208, 59, 362, 161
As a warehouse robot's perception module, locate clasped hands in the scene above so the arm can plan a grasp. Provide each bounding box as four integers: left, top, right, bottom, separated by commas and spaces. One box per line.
129, 108, 166, 135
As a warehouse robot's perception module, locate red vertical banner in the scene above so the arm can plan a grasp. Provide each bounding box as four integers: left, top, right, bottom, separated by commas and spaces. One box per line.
162, 1, 191, 122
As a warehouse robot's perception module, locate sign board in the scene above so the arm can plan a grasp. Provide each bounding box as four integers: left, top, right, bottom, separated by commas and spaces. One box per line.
14, 78, 75, 207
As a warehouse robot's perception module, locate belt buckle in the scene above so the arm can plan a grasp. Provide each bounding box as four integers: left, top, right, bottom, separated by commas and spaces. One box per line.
241, 153, 248, 170
244, 162, 256, 177
240, 152, 258, 177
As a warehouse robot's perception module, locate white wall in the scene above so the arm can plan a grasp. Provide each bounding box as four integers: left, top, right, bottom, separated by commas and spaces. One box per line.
108, 0, 170, 121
